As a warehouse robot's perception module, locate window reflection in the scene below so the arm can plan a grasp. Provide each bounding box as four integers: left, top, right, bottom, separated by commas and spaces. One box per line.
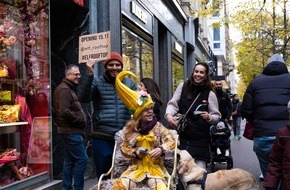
121, 28, 153, 78
172, 59, 183, 92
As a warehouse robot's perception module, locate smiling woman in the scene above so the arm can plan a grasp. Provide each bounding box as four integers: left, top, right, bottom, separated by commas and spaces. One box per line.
165, 62, 221, 169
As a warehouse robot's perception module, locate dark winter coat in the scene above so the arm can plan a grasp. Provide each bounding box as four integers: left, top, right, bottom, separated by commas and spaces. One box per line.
241, 60, 290, 137
78, 72, 136, 139
53, 79, 87, 135
215, 89, 232, 120
264, 124, 290, 190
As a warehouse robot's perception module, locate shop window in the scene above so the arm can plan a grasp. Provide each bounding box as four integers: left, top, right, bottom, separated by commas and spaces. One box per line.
172, 59, 183, 92
0, 0, 50, 188
121, 28, 153, 79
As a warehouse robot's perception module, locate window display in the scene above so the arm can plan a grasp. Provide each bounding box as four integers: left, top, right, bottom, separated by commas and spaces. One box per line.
0, 0, 50, 188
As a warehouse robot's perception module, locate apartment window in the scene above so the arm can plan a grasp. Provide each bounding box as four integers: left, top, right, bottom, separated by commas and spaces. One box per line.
213, 11, 220, 17
213, 28, 220, 41
214, 43, 221, 49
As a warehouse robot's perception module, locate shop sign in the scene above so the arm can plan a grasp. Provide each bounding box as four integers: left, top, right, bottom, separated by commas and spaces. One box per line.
78, 31, 111, 63
131, 1, 147, 24
174, 42, 183, 54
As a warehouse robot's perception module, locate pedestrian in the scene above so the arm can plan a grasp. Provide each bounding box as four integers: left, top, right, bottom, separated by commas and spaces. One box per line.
241, 53, 290, 178
165, 62, 221, 169
53, 64, 88, 190
78, 52, 137, 178
112, 70, 175, 189
263, 100, 290, 190
139, 78, 163, 121
214, 80, 232, 123
232, 94, 242, 140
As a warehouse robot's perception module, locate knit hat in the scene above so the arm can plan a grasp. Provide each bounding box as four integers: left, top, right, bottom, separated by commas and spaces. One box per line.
104, 52, 123, 67
267, 54, 285, 64
115, 70, 153, 119
217, 121, 225, 130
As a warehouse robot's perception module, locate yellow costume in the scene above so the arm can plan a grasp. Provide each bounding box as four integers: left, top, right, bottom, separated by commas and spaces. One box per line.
113, 123, 175, 190
113, 70, 175, 189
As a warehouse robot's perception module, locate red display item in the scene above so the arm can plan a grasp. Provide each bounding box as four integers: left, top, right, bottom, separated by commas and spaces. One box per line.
0, 148, 20, 163
0, 154, 20, 164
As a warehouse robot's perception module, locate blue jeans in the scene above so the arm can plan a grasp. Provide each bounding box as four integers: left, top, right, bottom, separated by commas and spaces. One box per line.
232, 116, 242, 137
253, 136, 276, 177
61, 134, 88, 190
92, 137, 115, 178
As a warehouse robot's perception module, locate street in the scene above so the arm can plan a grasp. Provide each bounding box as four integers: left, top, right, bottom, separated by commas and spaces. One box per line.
220, 119, 264, 189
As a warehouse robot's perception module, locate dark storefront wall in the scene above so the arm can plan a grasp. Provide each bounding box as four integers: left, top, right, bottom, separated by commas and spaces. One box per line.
121, 0, 186, 99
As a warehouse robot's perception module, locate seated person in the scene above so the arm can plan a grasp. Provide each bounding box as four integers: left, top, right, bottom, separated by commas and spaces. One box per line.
113, 71, 175, 190
210, 121, 231, 156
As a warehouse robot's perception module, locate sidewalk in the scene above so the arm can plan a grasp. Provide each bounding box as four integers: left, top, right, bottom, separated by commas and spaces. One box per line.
84, 177, 98, 190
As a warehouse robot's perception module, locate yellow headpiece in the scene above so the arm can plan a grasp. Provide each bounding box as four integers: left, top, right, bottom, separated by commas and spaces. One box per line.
115, 70, 154, 119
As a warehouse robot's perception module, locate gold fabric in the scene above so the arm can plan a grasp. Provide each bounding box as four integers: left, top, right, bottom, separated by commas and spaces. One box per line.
113, 123, 175, 189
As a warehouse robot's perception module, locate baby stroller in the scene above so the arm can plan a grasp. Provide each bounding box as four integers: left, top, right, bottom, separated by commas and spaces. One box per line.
209, 120, 233, 172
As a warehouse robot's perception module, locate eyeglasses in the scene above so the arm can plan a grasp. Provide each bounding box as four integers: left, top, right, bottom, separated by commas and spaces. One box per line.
70, 73, 81, 77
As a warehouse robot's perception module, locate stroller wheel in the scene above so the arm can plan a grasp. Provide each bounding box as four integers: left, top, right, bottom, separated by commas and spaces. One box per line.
227, 157, 233, 169
210, 162, 215, 172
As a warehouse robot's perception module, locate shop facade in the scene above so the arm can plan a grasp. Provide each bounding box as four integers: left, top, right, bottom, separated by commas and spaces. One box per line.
0, 0, 60, 189
88, 0, 199, 122
0, 0, 213, 189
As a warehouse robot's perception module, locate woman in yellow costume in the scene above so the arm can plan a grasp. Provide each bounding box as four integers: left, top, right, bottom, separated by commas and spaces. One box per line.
113, 71, 175, 190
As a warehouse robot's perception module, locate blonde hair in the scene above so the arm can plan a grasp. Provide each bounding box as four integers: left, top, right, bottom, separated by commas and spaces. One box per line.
124, 117, 140, 139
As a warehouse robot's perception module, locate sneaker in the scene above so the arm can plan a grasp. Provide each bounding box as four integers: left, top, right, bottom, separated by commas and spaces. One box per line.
217, 148, 221, 155
225, 150, 230, 156
259, 173, 264, 181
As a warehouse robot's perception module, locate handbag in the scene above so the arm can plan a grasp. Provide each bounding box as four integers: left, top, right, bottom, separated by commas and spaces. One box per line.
175, 93, 201, 133
243, 122, 253, 140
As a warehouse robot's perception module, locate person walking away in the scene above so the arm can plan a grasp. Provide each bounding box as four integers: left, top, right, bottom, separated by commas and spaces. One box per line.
165, 62, 221, 169
241, 53, 290, 178
232, 94, 242, 140
112, 71, 175, 190
53, 64, 88, 190
214, 80, 232, 123
78, 52, 136, 178
264, 100, 290, 190
139, 78, 163, 121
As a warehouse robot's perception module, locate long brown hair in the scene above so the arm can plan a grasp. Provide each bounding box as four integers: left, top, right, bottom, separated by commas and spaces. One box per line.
140, 78, 162, 105
184, 62, 213, 99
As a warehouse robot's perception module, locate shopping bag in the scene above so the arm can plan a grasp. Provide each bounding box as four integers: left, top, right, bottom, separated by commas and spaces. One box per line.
173, 113, 187, 134
176, 114, 187, 134
243, 122, 253, 140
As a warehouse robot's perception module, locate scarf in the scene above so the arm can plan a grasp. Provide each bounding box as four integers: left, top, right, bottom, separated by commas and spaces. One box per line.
137, 116, 157, 135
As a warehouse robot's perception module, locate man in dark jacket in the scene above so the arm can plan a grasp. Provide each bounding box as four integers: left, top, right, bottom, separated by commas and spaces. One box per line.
53, 64, 88, 190
242, 54, 290, 179
78, 52, 136, 178
214, 80, 233, 122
